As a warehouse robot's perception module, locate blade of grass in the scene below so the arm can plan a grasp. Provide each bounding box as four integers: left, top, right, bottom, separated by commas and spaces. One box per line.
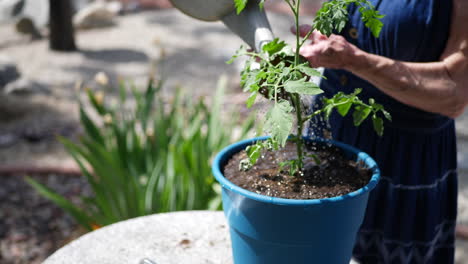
25, 177, 94, 230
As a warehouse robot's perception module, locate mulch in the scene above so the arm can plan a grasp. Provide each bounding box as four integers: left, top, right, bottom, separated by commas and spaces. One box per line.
0, 174, 90, 264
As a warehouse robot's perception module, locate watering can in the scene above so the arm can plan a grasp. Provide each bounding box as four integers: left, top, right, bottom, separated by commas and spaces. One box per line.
168, 0, 274, 52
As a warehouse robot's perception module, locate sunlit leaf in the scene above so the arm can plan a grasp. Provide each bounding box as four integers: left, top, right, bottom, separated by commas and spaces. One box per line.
296, 64, 323, 78
234, 0, 248, 14
265, 101, 294, 147
246, 92, 258, 108
284, 77, 323, 95
353, 105, 372, 126
372, 115, 384, 136
262, 38, 287, 56
246, 143, 262, 165
336, 99, 353, 117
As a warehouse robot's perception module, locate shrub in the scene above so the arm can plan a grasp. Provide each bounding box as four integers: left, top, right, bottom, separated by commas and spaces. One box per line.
26, 77, 256, 230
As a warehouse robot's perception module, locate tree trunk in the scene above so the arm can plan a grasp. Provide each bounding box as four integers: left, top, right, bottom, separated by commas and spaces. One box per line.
49, 0, 76, 51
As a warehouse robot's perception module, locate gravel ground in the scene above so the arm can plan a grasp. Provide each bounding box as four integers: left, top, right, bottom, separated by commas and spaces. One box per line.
0, 174, 90, 264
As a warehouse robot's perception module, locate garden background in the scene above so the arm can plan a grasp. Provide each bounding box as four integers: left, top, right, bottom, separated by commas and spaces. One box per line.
0, 0, 468, 263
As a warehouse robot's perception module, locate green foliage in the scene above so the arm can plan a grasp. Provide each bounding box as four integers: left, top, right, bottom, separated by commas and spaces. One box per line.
240, 138, 279, 170
313, 0, 384, 37
264, 100, 294, 147
234, 0, 265, 14
279, 159, 301, 176
313, 0, 349, 36
25, 177, 94, 230
284, 77, 322, 95
231, 0, 389, 175
234, 0, 248, 14
359, 4, 385, 38
321, 89, 391, 136
27, 77, 256, 230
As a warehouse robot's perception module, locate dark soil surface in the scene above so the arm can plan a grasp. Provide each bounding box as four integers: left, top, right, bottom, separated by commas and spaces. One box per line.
224, 141, 372, 199
0, 174, 90, 264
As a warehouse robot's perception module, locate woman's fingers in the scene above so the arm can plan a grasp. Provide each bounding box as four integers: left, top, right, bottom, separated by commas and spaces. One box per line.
298, 34, 356, 69
311, 31, 328, 43
299, 44, 322, 67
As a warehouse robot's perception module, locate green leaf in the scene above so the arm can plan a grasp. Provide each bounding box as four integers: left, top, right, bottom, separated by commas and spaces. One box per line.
264, 101, 294, 147
296, 64, 323, 78
227, 45, 248, 64
353, 88, 363, 95
352, 105, 372, 126
307, 153, 322, 165
246, 143, 262, 165
209, 76, 226, 148
241, 70, 259, 92
279, 45, 295, 57
279, 159, 300, 176
280, 66, 291, 78
25, 177, 93, 230
79, 107, 105, 146
284, 77, 323, 95
372, 115, 384, 136
382, 109, 392, 121
313, 0, 384, 38
258, 0, 265, 9
323, 104, 334, 120
118, 81, 127, 103
234, 0, 248, 14
359, 7, 385, 38
265, 137, 279, 151
262, 38, 287, 56
336, 99, 353, 117
313, 1, 349, 36
86, 89, 106, 116
246, 92, 257, 108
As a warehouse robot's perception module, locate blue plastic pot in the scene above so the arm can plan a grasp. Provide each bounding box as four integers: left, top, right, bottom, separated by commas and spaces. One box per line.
212, 136, 380, 264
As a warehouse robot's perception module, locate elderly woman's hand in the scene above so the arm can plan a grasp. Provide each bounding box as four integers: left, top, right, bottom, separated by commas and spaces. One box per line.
292, 24, 362, 70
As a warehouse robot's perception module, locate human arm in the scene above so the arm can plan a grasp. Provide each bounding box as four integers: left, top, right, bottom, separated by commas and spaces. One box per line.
297, 0, 468, 118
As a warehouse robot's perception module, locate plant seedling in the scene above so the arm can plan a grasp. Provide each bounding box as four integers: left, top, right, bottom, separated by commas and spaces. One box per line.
230, 0, 391, 175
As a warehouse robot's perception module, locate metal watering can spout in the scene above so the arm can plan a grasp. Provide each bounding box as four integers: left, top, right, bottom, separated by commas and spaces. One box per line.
169, 0, 274, 52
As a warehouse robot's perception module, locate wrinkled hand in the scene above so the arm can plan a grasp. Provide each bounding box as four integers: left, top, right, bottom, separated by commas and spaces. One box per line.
291, 25, 359, 70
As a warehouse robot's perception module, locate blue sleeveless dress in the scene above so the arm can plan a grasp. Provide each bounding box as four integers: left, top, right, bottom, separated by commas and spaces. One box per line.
307, 0, 457, 263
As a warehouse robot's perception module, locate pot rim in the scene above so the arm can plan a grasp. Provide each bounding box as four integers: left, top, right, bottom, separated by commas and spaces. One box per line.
212, 136, 380, 206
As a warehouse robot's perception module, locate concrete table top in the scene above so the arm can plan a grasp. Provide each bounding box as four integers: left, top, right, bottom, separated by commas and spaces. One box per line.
43, 211, 233, 264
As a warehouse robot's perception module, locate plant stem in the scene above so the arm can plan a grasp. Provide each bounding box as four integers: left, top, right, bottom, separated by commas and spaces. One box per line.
293, 94, 304, 170
293, 0, 301, 67
292, 0, 305, 171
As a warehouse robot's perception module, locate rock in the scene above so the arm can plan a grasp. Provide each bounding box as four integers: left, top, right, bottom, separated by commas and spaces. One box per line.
15, 16, 42, 40
73, 1, 122, 30
3, 78, 49, 95
0, 55, 20, 88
